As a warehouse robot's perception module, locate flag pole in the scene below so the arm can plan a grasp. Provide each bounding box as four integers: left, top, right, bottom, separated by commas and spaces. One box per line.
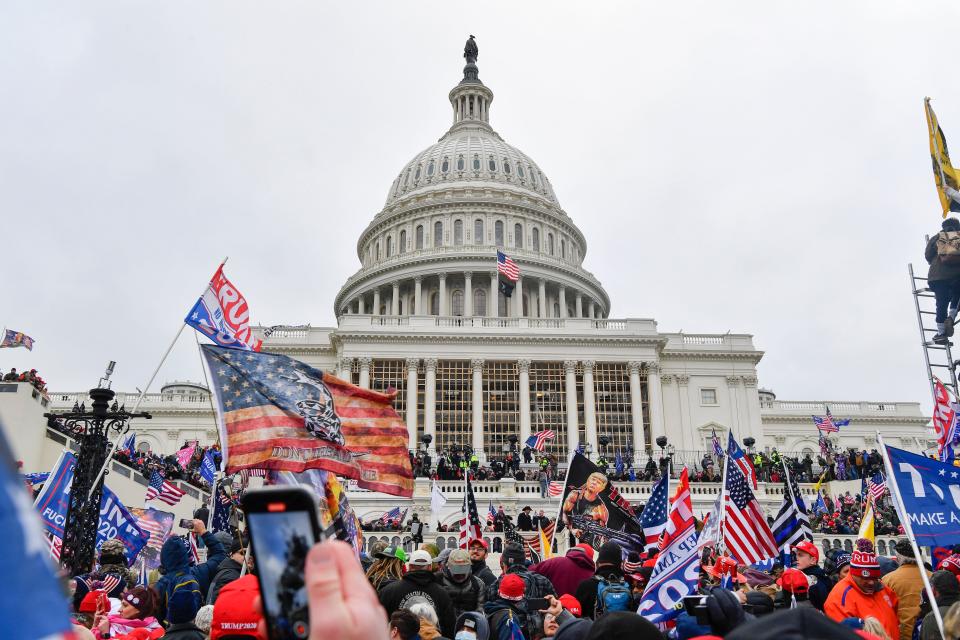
548, 449, 576, 554
194, 330, 226, 530
780, 456, 807, 544
877, 432, 944, 638
86, 257, 230, 500
717, 436, 731, 554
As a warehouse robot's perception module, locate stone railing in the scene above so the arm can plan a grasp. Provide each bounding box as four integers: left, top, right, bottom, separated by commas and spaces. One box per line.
335, 314, 659, 335
49, 391, 211, 410
761, 400, 920, 415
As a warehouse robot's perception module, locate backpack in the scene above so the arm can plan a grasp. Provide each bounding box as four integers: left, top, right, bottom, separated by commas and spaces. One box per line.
595, 574, 632, 616
488, 607, 526, 640
938, 231, 960, 264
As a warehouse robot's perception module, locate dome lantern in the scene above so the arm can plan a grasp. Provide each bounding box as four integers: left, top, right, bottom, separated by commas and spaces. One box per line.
449, 35, 493, 130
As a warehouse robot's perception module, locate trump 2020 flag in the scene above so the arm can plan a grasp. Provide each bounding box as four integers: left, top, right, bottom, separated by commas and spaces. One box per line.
202, 344, 413, 497
0, 419, 73, 639
886, 445, 960, 547
200, 449, 217, 485
186, 264, 263, 352
0, 329, 35, 351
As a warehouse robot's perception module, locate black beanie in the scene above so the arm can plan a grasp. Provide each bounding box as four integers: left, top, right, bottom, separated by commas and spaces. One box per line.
501, 542, 526, 567
585, 612, 661, 640
596, 541, 622, 568
726, 607, 861, 640
705, 587, 746, 635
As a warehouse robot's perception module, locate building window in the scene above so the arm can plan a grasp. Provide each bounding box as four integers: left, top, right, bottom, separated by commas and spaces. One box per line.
701, 388, 718, 405
594, 363, 639, 452
514, 223, 523, 249
414, 165, 422, 181
435, 361, 472, 454
531, 169, 539, 188
488, 156, 497, 172
454, 220, 463, 245
532, 228, 540, 251
416, 225, 424, 250
553, 302, 560, 317
427, 160, 435, 176
474, 289, 487, 316
529, 362, 567, 457
474, 219, 484, 245
430, 293, 439, 316
385, 236, 393, 257
503, 159, 511, 174
473, 154, 480, 171
548, 233, 555, 255
457, 155, 465, 171
517, 164, 525, 178
375, 243, 380, 260
483, 361, 520, 457
495, 221, 504, 247
561, 239, 566, 259
452, 290, 464, 316
441, 157, 449, 173
399, 230, 406, 253
404, 169, 411, 186
434, 221, 443, 247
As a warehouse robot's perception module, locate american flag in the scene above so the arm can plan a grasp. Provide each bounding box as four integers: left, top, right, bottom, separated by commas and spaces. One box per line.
134, 510, 172, 551
47, 533, 62, 560
378, 506, 401, 526
812, 407, 840, 433
547, 481, 565, 497
726, 433, 757, 489
933, 378, 959, 462
497, 251, 520, 282
511, 520, 556, 563
211, 484, 235, 534
459, 475, 483, 548
866, 473, 887, 501
238, 468, 268, 484
722, 459, 778, 564
145, 470, 186, 506
712, 429, 725, 458
525, 429, 555, 452
487, 501, 497, 524
640, 474, 669, 553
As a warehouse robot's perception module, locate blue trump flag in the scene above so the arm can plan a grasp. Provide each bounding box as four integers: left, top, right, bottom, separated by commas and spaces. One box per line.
886, 445, 960, 548
0, 421, 73, 639
200, 449, 217, 485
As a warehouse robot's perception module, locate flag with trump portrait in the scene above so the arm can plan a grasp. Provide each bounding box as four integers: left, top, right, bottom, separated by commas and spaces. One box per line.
201, 345, 413, 497
186, 264, 262, 352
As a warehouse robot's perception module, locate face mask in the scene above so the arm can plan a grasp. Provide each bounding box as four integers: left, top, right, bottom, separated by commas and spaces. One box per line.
455, 631, 477, 640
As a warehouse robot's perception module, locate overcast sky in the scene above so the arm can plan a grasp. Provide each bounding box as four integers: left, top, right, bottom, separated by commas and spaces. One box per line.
2, 2, 958, 414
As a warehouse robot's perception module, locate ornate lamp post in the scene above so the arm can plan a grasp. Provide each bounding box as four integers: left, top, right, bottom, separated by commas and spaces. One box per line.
44, 362, 151, 576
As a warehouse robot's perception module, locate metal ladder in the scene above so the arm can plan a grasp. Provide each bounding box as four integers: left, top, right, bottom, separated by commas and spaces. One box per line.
908, 263, 959, 396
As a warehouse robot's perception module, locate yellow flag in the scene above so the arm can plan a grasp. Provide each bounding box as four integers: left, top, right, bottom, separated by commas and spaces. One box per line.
813, 470, 827, 493
858, 496, 875, 543
539, 523, 553, 559
925, 97, 960, 218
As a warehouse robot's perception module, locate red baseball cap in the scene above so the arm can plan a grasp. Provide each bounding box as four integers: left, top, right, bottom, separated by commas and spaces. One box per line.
776, 568, 811, 594
211, 575, 267, 640
793, 541, 819, 563
469, 538, 489, 551
574, 543, 595, 560
559, 594, 582, 617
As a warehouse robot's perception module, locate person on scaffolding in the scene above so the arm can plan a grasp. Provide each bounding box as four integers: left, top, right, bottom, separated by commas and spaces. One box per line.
926, 216, 960, 344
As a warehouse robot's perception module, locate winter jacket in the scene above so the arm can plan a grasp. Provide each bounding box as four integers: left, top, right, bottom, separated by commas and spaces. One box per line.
801, 564, 834, 611
883, 562, 931, 640
154, 531, 227, 624
472, 559, 497, 586
485, 565, 556, 604
456, 611, 491, 640
207, 556, 243, 604
921, 591, 960, 640
927, 234, 960, 282
517, 512, 533, 531
530, 547, 595, 597
439, 569, 486, 618
484, 598, 533, 640
574, 566, 627, 620
159, 622, 207, 640
378, 569, 457, 639
825, 575, 901, 640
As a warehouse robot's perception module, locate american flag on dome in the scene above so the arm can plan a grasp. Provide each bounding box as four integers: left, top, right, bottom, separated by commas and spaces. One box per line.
548, 481, 565, 497
497, 251, 520, 282
722, 459, 778, 564
145, 470, 186, 506
726, 432, 757, 489
459, 475, 483, 549
525, 429, 555, 452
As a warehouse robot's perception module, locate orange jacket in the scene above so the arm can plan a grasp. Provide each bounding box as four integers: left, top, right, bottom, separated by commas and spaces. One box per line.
825, 575, 900, 640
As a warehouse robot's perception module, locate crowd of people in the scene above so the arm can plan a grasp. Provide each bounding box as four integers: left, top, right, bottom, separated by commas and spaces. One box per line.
810, 491, 903, 536
2, 366, 48, 393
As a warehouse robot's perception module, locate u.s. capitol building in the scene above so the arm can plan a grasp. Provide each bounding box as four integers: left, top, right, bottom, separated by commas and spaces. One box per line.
44, 41, 930, 521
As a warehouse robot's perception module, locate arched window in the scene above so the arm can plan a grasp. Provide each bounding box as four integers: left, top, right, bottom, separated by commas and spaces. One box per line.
404, 169, 411, 186
441, 157, 449, 173
553, 302, 560, 318
517, 164, 525, 178
474, 289, 486, 316
503, 159, 511, 174
414, 165, 422, 181
474, 219, 484, 245
399, 230, 407, 253
514, 223, 523, 249
430, 293, 439, 316
427, 160, 435, 176
488, 156, 497, 172
385, 236, 393, 257
548, 233, 555, 255
454, 220, 463, 245
532, 228, 540, 251
495, 221, 504, 247
457, 155, 465, 171
416, 225, 424, 250
473, 155, 481, 171
561, 239, 566, 259
433, 221, 443, 247
452, 290, 464, 316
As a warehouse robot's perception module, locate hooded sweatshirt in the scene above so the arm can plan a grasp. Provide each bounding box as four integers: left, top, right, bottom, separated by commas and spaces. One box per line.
153, 532, 226, 624
824, 575, 900, 640
455, 611, 491, 640
379, 569, 457, 639
530, 548, 595, 597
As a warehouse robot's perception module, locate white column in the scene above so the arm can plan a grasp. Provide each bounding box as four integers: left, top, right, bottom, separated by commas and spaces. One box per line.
628, 361, 646, 461
424, 358, 437, 446
583, 360, 598, 453
358, 295, 365, 314
391, 282, 400, 316
588, 300, 595, 319
338, 357, 354, 383
646, 362, 666, 442
513, 276, 523, 317
518, 359, 531, 446
575, 293, 583, 318
677, 375, 692, 450
406, 358, 419, 450
538, 280, 546, 318
358, 357, 372, 389
414, 276, 423, 315
373, 289, 381, 316
564, 360, 579, 454
471, 359, 484, 456
464, 271, 473, 316
490, 271, 498, 317
439, 273, 448, 316
559, 287, 568, 318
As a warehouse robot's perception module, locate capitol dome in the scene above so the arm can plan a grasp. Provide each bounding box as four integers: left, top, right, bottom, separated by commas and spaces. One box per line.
335, 42, 610, 322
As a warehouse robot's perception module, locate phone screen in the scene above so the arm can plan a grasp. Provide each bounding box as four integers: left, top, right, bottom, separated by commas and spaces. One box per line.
247, 510, 316, 640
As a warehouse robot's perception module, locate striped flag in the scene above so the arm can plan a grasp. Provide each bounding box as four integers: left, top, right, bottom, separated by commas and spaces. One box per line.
145, 470, 186, 506
188, 532, 201, 564
135, 514, 170, 551
538, 523, 554, 560
525, 429, 556, 452
459, 475, 483, 548
770, 476, 812, 561
496, 251, 520, 282
487, 501, 497, 524
726, 433, 757, 489
519, 521, 556, 562
866, 473, 887, 501
711, 429, 725, 459
640, 474, 669, 554
933, 378, 959, 463
137, 559, 149, 587
238, 468, 268, 484
47, 533, 62, 561
812, 407, 840, 433
547, 481, 565, 497
722, 458, 778, 564
202, 345, 414, 497
378, 506, 401, 526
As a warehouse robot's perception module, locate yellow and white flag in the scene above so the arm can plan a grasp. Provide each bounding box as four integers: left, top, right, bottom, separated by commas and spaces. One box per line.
858, 496, 875, 543
538, 523, 554, 559
925, 97, 960, 217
